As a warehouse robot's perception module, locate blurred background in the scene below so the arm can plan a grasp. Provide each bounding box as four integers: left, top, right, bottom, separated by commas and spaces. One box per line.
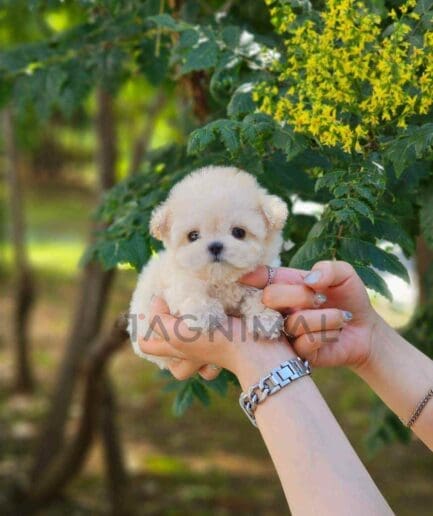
1, 1, 433, 515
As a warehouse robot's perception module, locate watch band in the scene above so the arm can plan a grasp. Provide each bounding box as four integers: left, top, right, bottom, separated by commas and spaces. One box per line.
239, 357, 311, 427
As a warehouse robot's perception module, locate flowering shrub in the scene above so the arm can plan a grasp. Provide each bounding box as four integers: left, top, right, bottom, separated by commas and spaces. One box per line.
256, 0, 433, 153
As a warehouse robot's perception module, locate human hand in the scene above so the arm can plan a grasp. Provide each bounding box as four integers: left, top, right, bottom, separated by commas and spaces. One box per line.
139, 260, 380, 381
139, 296, 299, 387
241, 260, 379, 369
138, 270, 336, 385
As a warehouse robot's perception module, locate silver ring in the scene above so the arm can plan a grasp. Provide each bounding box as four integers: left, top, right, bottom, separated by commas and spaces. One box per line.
209, 364, 221, 371
282, 315, 295, 341
266, 265, 276, 286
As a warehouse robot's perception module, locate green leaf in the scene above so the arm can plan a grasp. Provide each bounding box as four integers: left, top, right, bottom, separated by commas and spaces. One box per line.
384, 124, 433, 177
116, 233, 150, 271
347, 198, 374, 222
307, 220, 328, 239
188, 126, 217, 155
339, 238, 409, 282
178, 29, 200, 49
353, 185, 376, 205
221, 25, 242, 48
241, 113, 275, 150
180, 32, 219, 74
148, 13, 190, 31
173, 382, 194, 416
360, 217, 415, 256
227, 83, 256, 118
315, 171, 346, 192
329, 199, 347, 210
333, 185, 350, 197
354, 265, 393, 301
191, 380, 211, 406
218, 120, 241, 154
188, 119, 241, 155
289, 237, 333, 269
97, 241, 120, 270
270, 125, 308, 160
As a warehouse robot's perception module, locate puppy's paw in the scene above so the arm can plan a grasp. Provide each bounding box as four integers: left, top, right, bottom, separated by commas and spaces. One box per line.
246, 309, 283, 339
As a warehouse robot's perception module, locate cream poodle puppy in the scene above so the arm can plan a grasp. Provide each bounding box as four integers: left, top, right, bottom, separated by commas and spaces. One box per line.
129, 166, 288, 368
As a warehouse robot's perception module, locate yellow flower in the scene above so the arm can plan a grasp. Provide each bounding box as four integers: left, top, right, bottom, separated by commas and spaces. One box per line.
256, 0, 433, 154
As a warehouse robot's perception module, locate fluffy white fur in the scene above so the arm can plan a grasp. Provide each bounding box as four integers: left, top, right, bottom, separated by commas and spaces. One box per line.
128, 166, 288, 368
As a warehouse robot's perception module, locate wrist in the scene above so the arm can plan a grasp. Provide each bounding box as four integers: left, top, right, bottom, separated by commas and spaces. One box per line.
231, 338, 297, 391
351, 313, 398, 379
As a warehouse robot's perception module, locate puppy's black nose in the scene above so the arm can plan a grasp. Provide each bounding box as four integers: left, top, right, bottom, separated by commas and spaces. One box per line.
208, 241, 224, 257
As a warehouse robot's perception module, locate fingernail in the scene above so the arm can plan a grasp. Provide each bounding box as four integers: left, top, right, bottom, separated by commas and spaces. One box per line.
304, 270, 322, 285
314, 293, 327, 305
342, 310, 353, 321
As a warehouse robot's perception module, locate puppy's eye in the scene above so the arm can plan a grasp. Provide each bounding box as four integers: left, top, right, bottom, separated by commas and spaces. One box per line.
187, 230, 200, 242
231, 227, 246, 239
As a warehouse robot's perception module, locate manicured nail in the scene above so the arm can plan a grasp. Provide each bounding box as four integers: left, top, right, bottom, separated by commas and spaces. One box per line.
314, 293, 327, 305
342, 310, 353, 321
304, 270, 322, 285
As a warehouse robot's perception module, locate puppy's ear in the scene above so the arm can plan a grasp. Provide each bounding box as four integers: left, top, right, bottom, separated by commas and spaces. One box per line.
260, 194, 288, 230
149, 202, 171, 241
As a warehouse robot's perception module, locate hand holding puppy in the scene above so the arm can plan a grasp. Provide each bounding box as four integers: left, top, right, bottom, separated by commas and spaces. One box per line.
140, 260, 379, 383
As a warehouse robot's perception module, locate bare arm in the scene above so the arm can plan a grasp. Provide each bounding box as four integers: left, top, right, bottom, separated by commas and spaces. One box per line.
355, 316, 433, 449
241, 261, 433, 451
140, 299, 393, 515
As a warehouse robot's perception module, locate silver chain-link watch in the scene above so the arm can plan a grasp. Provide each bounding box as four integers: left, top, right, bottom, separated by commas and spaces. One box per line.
239, 357, 311, 427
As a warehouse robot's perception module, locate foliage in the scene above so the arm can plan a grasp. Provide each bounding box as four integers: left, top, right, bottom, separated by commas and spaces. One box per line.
162, 368, 239, 416
1, 0, 433, 444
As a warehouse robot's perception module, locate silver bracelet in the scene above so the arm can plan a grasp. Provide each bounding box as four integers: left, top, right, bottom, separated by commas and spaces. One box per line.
239, 357, 311, 427
406, 387, 433, 429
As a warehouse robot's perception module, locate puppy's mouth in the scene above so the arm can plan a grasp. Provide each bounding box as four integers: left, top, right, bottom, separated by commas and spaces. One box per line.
211, 256, 223, 263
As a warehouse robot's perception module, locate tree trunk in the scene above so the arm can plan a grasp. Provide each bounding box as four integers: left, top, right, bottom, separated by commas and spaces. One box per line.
31, 88, 117, 478
415, 236, 433, 305
2, 107, 35, 393
24, 315, 128, 508
99, 374, 132, 516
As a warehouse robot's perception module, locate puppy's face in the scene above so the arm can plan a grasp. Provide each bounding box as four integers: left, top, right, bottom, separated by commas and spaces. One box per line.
150, 167, 287, 281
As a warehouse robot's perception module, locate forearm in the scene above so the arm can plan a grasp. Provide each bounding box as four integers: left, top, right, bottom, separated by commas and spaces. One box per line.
236, 346, 393, 516
354, 316, 433, 449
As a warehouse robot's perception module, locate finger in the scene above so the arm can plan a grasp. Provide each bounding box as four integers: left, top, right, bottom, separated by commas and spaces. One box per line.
303, 260, 357, 290
150, 296, 171, 314
304, 350, 319, 367
168, 359, 203, 381
284, 309, 352, 337
148, 297, 200, 347
263, 284, 327, 310
139, 337, 185, 359
240, 265, 308, 288
198, 364, 222, 381
293, 329, 341, 357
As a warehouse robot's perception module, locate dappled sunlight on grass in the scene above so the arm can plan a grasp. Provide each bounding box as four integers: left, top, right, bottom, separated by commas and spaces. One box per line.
3, 240, 85, 278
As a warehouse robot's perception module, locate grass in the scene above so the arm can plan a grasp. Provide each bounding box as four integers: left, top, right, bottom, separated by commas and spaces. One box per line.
1, 182, 432, 515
